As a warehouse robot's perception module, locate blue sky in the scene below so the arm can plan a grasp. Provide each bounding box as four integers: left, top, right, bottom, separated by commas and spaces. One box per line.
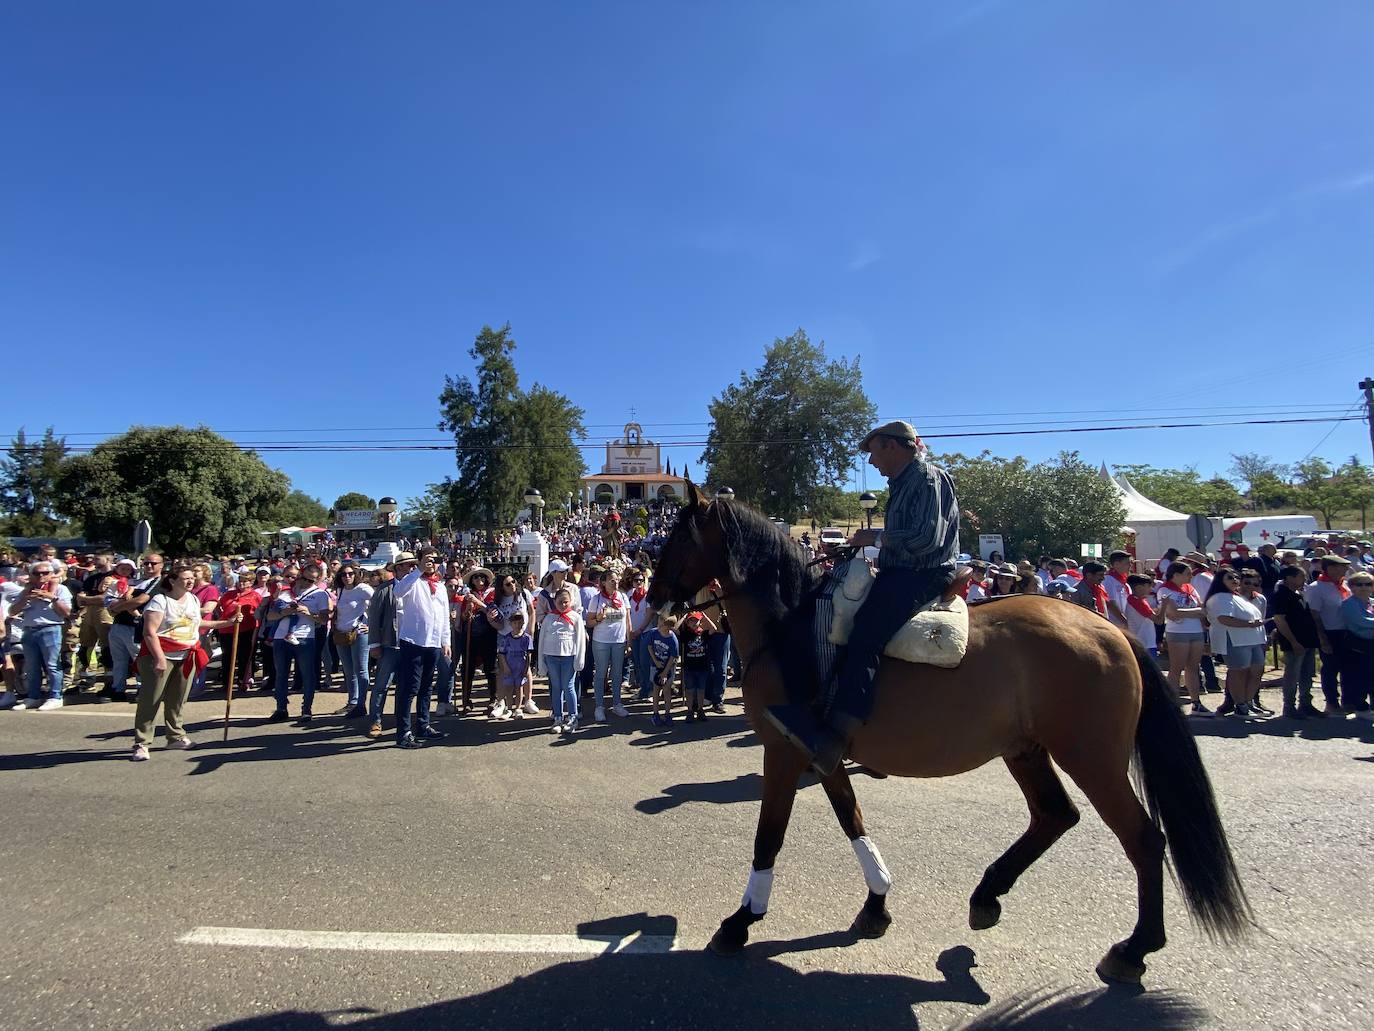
5, 2, 1373, 506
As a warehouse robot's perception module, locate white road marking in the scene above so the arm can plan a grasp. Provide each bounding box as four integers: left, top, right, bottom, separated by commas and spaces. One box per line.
179, 926, 680, 955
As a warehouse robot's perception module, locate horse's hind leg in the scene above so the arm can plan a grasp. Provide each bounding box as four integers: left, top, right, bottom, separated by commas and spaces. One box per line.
819, 764, 893, 939
969, 748, 1080, 930
709, 743, 807, 956
1054, 752, 1167, 985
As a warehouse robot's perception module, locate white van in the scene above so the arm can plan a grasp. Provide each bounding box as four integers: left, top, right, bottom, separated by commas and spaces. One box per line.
1220, 515, 1318, 554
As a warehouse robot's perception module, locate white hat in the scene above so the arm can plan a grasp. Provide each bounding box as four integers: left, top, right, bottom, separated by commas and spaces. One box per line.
547, 559, 569, 574
113, 558, 138, 573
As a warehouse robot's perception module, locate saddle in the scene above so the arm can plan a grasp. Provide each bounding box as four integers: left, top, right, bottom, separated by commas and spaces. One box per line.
826, 560, 969, 669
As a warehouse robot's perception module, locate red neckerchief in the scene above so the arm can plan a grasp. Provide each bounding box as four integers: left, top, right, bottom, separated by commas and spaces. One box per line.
631, 586, 647, 604
600, 586, 623, 609
553, 607, 577, 627
1089, 582, 1109, 615
1107, 570, 1129, 587
1126, 595, 1155, 619
1065, 569, 1083, 581
968, 578, 986, 594
422, 573, 441, 595
1165, 582, 1200, 605
1317, 573, 1351, 600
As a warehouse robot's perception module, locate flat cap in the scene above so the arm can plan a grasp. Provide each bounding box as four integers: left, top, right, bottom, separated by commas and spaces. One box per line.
859, 420, 918, 452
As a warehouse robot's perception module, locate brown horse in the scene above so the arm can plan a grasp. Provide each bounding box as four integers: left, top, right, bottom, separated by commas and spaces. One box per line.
648, 483, 1251, 986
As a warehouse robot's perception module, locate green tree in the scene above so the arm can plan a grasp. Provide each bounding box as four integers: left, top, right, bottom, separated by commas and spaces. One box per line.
1246, 471, 1293, 511
0, 427, 71, 537
1291, 458, 1354, 529
1112, 464, 1210, 513
809, 485, 863, 527
941, 450, 1126, 559
55, 426, 290, 554
1339, 457, 1374, 530
438, 324, 586, 527
269, 490, 330, 529
1197, 477, 1245, 517
331, 492, 376, 512
701, 329, 876, 522
1228, 452, 1289, 493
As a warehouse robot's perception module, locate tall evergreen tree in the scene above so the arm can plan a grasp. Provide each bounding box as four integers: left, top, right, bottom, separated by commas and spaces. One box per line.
0, 426, 71, 537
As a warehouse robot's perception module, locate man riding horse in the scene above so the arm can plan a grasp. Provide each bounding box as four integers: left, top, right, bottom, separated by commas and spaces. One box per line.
764, 419, 961, 775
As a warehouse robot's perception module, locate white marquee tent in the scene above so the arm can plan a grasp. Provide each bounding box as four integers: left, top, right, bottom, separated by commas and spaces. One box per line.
1099, 464, 1200, 567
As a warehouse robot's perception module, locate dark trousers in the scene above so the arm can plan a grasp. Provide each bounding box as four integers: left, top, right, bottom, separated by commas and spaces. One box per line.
835, 567, 950, 723
706, 633, 730, 706
216, 630, 253, 691
1344, 635, 1373, 710
396, 639, 437, 741
1321, 629, 1348, 707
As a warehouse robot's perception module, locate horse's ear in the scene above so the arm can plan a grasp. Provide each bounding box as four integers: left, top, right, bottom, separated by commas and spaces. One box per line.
685, 479, 707, 510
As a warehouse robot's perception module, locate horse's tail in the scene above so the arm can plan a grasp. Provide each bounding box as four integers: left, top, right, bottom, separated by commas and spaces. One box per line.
1128, 637, 1252, 942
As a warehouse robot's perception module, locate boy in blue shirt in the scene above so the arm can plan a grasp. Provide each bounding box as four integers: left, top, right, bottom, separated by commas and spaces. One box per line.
643, 613, 681, 726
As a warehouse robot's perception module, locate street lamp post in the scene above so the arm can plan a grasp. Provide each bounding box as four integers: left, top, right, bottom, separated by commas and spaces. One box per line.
565, 492, 573, 515
859, 491, 878, 530
524, 488, 545, 531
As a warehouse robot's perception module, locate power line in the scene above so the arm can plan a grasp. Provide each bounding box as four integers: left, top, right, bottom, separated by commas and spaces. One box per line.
9, 415, 1365, 455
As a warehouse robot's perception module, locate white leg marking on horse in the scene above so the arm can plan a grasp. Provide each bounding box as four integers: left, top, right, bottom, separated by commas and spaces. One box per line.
741, 867, 774, 915
852, 836, 891, 895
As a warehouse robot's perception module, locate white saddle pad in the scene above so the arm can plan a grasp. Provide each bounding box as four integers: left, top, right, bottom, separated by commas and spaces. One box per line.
827, 560, 969, 669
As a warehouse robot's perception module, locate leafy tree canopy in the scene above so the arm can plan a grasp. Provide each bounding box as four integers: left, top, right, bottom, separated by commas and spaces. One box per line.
940, 450, 1127, 559
0, 427, 71, 537
269, 490, 330, 530
701, 329, 876, 523
438, 324, 586, 527
55, 426, 289, 554
331, 492, 376, 512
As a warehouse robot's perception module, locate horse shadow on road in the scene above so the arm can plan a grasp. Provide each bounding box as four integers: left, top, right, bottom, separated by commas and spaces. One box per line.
201, 913, 1204, 1031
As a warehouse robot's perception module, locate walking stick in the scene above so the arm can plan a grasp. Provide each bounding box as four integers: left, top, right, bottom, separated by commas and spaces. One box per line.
462, 599, 474, 710
223, 616, 241, 742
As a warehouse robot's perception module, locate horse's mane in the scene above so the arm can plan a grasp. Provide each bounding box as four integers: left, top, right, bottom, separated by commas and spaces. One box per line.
697, 501, 823, 703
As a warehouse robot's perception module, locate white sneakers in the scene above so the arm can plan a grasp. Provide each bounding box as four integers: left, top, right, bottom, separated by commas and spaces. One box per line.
166, 737, 194, 750
37, 698, 64, 712
490, 701, 508, 720
11, 697, 63, 711
131, 744, 150, 762
559, 716, 579, 734
0, 691, 16, 709
521, 699, 539, 715
610, 703, 629, 718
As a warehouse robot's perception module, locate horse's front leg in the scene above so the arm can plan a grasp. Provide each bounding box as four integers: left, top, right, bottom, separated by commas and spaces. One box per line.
820, 764, 893, 938
709, 744, 806, 956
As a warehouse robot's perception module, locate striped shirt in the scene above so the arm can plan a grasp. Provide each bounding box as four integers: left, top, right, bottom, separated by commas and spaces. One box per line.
877, 458, 960, 573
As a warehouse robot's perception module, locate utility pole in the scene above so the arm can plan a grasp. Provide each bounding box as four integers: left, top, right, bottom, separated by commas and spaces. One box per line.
1362, 377, 1374, 466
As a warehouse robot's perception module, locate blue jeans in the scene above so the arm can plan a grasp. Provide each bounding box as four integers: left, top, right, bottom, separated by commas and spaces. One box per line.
545, 653, 577, 722
108, 623, 140, 692
591, 639, 625, 710
706, 633, 731, 706
369, 645, 400, 722
395, 639, 437, 741
22, 625, 64, 701
632, 635, 653, 698
273, 636, 319, 713
337, 629, 370, 708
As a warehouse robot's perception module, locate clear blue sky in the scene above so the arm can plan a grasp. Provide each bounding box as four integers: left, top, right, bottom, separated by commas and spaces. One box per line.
5, 2, 1373, 506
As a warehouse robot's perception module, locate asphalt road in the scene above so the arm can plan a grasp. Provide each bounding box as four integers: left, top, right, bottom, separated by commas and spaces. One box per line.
1, 677, 1371, 1031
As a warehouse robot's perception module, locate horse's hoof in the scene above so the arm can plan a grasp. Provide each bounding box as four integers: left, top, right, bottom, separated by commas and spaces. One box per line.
968, 899, 1001, 931
707, 928, 747, 957
1095, 945, 1146, 987
850, 903, 892, 939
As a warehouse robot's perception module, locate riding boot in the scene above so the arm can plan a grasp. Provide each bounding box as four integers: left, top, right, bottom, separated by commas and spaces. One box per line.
810, 711, 863, 777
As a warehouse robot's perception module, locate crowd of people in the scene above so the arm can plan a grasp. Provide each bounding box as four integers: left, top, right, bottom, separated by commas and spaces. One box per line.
4, 508, 1373, 759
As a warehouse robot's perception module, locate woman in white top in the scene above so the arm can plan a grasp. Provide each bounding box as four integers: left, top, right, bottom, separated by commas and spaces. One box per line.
1205, 570, 1267, 718
133, 565, 213, 760
331, 565, 374, 718
585, 576, 631, 722
537, 587, 585, 733
1157, 562, 1212, 716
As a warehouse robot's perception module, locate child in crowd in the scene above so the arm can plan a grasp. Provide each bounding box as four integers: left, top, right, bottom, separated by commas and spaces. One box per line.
678, 610, 717, 722
644, 612, 681, 726
1123, 573, 1164, 657
495, 612, 532, 721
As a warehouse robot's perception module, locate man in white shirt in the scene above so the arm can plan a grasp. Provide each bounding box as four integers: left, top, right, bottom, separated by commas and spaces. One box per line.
1102, 550, 1132, 628
1305, 554, 1354, 713
392, 550, 452, 747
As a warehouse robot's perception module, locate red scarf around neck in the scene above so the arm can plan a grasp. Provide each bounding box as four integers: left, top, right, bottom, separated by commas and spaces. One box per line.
600, 586, 623, 608
631, 586, 647, 604
553, 607, 577, 627
1126, 594, 1155, 620
422, 573, 441, 595
1088, 582, 1109, 615
1317, 573, 1351, 600
1166, 582, 1200, 605
1107, 570, 1129, 586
